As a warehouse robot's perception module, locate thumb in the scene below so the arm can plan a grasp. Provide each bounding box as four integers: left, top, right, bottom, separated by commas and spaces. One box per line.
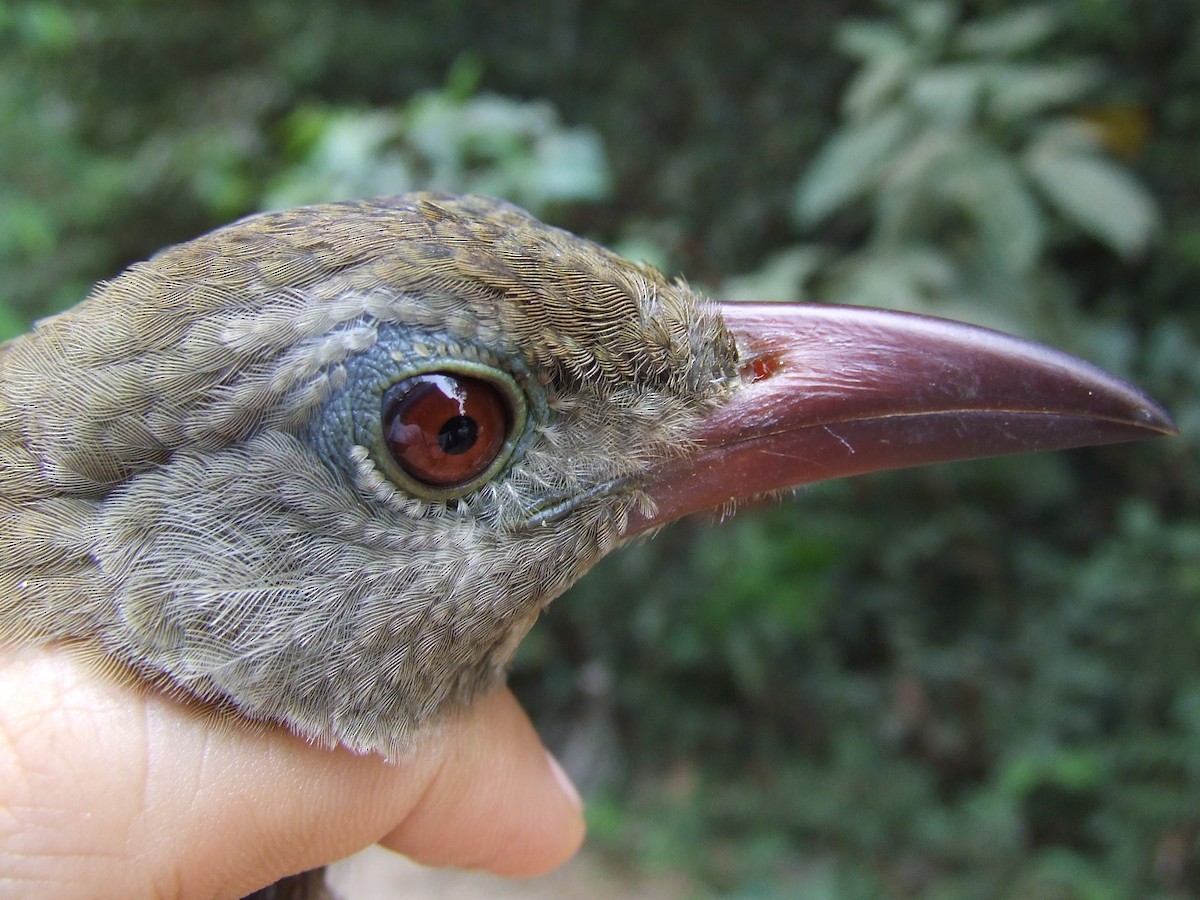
0, 646, 585, 899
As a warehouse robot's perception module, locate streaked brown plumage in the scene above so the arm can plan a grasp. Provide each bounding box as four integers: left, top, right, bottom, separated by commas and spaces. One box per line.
1, 194, 740, 756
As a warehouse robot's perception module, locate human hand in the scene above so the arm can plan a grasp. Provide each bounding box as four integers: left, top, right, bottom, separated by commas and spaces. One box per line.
0, 645, 584, 899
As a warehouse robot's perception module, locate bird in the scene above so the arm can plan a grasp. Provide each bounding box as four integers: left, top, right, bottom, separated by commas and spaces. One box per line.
0, 193, 1175, 896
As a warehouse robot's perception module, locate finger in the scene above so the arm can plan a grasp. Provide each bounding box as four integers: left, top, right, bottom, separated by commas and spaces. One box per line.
0, 646, 584, 899
378, 688, 585, 876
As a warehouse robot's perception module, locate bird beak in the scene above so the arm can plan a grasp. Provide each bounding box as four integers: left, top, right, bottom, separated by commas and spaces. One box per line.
622, 303, 1177, 537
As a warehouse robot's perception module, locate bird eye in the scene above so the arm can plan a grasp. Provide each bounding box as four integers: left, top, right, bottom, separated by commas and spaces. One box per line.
381, 372, 512, 489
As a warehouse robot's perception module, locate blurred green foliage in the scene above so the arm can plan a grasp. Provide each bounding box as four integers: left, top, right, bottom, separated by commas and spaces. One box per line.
2, 0, 1197, 896
265, 58, 611, 213
789, 0, 1160, 336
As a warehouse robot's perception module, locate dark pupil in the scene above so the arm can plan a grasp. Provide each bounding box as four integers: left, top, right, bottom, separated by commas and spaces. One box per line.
438, 415, 478, 455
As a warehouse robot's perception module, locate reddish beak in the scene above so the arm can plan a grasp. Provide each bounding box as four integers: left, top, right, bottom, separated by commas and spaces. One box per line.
623, 303, 1176, 537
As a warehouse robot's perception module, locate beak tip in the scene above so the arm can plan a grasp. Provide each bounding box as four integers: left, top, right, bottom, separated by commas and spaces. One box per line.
1139, 402, 1179, 437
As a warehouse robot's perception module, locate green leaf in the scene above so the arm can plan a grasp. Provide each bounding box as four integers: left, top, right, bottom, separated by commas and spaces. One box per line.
793, 107, 912, 224
0, 195, 57, 256
870, 127, 1043, 272
1026, 152, 1161, 258
843, 54, 911, 118
836, 20, 909, 64
941, 144, 1044, 272
265, 91, 611, 215
1026, 118, 1104, 157
825, 245, 959, 312
874, 125, 967, 238
904, 0, 956, 47
986, 61, 1100, 122
907, 63, 988, 125
523, 129, 611, 204
957, 4, 1059, 56
999, 746, 1109, 796
13, 2, 77, 52
1026, 849, 1123, 900
720, 246, 827, 303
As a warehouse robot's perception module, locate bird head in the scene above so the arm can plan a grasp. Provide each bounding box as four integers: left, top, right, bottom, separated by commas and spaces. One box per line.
0, 194, 1174, 756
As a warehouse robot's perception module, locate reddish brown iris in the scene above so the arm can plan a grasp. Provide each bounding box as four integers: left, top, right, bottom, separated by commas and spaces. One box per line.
382, 373, 510, 488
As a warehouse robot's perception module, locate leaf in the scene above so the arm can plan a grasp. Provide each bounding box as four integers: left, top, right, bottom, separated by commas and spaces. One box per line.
836, 20, 909, 64
940, 144, 1045, 273
870, 128, 1043, 272
0, 195, 57, 256
516, 128, 612, 205
957, 4, 1059, 56
908, 63, 988, 125
826, 244, 959, 313
986, 61, 1101, 122
1026, 152, 1161, 258
904, 0, 956, 47
12, 2, 78, 53
793, 107, 912, 224
1026, 118, 1104, 158
720, 246, 827, 303
874, 125, 968, 238
843, 54, 911, 118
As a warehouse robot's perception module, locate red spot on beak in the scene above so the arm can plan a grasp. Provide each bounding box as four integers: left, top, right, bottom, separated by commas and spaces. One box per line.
742, 353, 781, 384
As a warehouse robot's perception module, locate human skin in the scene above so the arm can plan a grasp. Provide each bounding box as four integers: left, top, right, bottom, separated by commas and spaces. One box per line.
0, 645, 584, 899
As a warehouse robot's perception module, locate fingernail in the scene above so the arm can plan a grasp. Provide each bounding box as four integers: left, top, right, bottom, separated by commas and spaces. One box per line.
545, 750, 583, 811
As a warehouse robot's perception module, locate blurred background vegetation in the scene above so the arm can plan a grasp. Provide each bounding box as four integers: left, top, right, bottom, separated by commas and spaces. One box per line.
3, 0, 1197, 896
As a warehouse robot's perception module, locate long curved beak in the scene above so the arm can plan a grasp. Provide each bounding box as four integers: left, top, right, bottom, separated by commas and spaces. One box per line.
623, 303, 1176, 537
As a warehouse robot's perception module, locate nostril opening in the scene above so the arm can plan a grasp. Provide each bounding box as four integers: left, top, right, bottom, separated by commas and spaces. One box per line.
740, 352, 782, 384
